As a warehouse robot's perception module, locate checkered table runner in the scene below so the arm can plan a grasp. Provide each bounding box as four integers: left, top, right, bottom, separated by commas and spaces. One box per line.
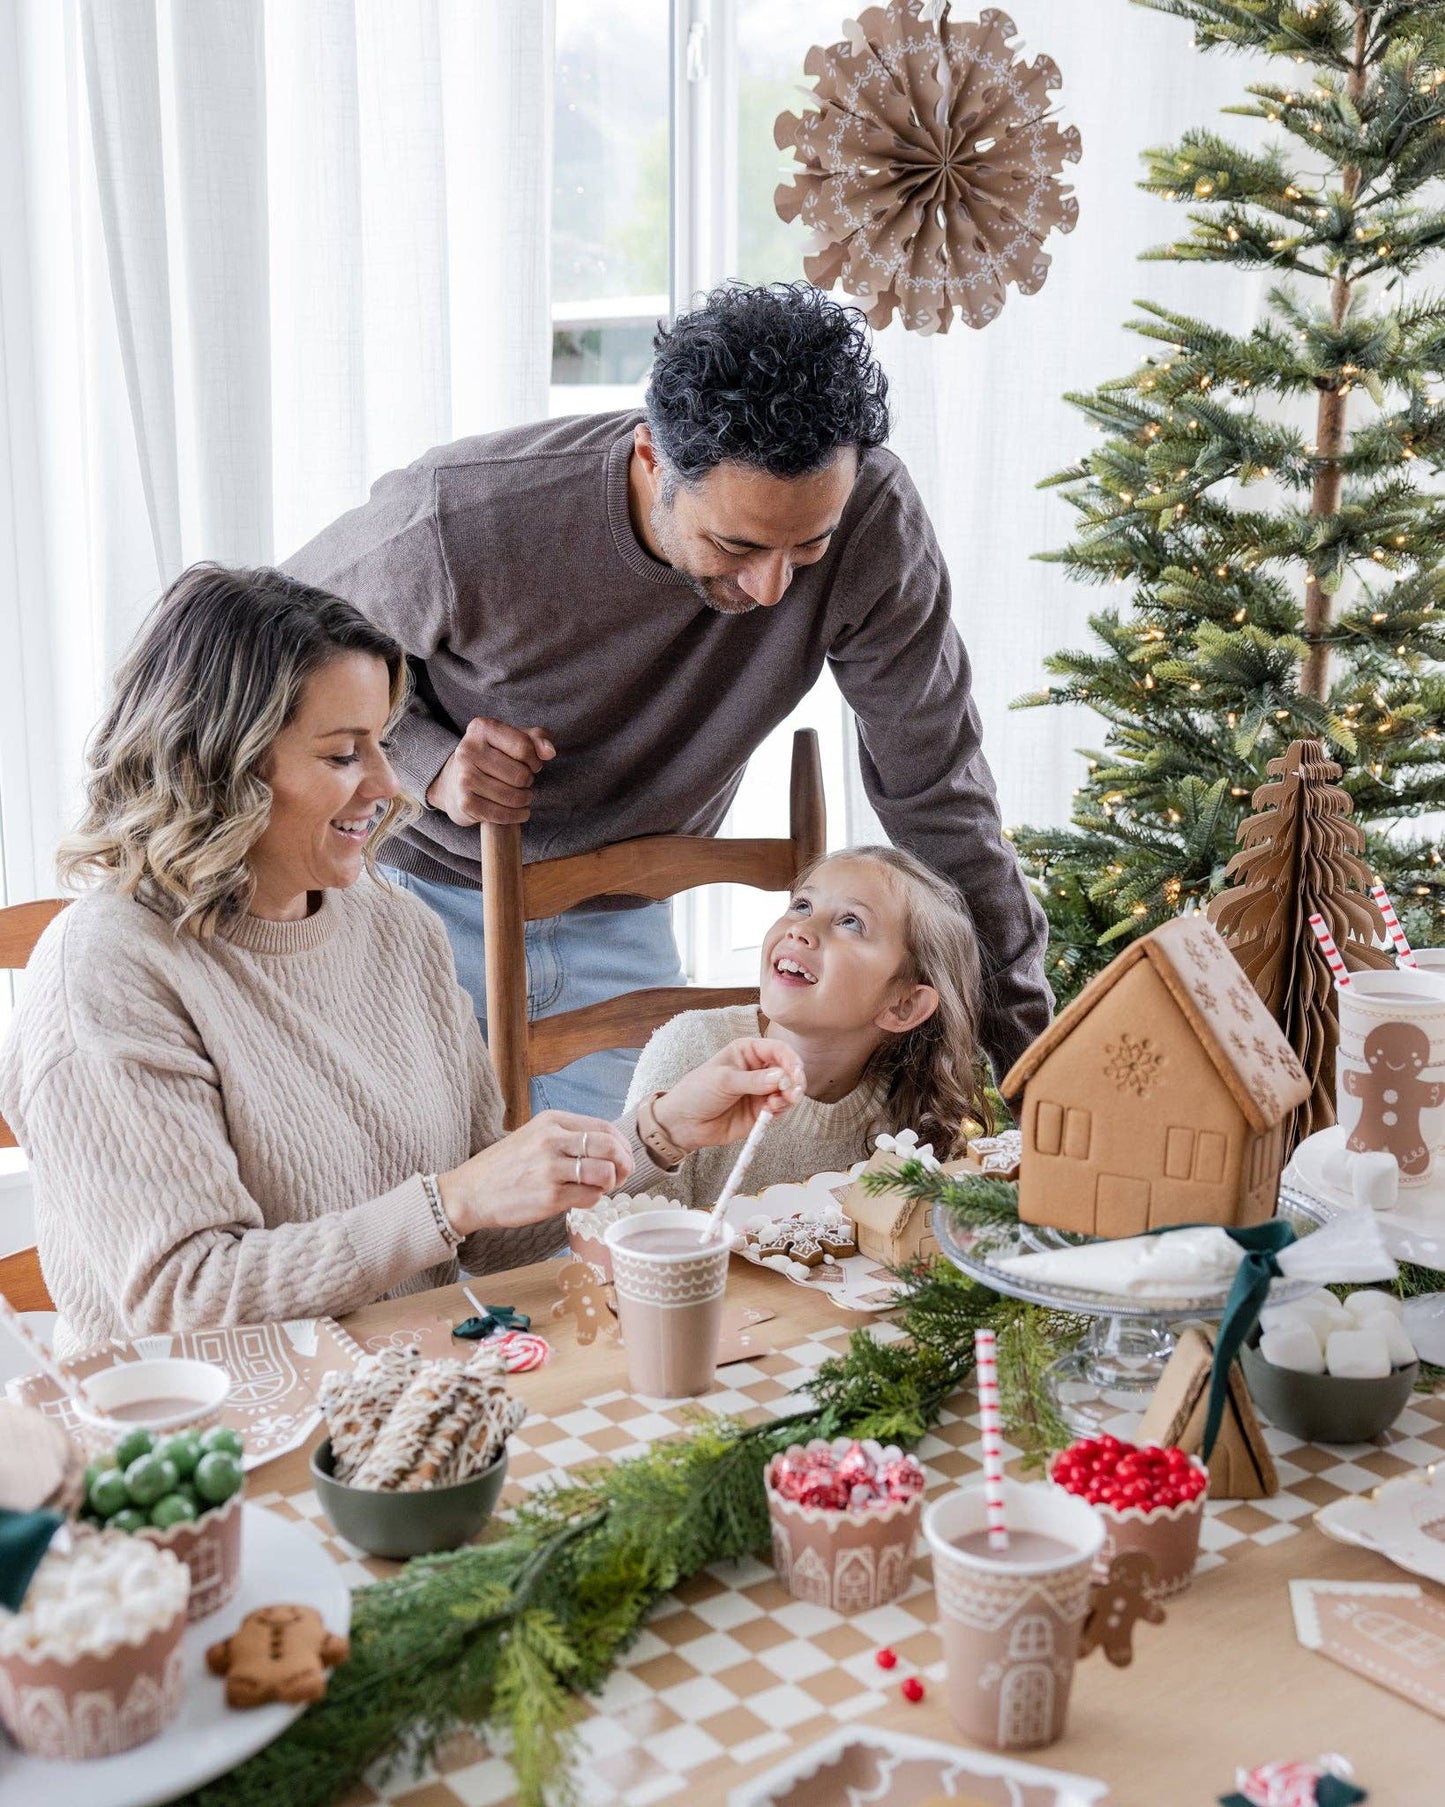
249, 1322, 1445, 1807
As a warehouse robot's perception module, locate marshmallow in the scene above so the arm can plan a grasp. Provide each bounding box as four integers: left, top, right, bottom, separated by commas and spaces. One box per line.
1351, 1151, 1400, 1214
1325, 1327, 1392, 1380
1379, 1314, 1418, 1369
1344, 1288, 1405, 1324
1259, 1324, 1326, 1375
1289, 1291, 1354, 1336
0, 1532, 188, 1664
1258, 1302, 1321, 1340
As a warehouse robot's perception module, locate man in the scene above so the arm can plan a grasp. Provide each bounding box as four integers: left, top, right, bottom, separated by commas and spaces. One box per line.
286, 282, 1050, 1115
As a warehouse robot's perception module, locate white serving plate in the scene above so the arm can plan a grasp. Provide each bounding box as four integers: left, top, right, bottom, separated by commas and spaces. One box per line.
1287, 1125, 1445, 1270
1314, 1463, 1445, 1587
0, 1505, 350, 1807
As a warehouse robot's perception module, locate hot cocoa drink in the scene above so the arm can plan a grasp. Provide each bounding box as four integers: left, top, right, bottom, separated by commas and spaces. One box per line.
102, 1398, 205, 1423
603, 1210, 735, 1398
924, 1482, 1104, 1752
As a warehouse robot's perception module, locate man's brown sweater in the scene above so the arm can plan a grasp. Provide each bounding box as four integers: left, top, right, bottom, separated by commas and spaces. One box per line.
284, 411, 1051, 1077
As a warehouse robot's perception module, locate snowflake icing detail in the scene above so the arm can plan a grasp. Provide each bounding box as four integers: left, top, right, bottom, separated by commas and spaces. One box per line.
1103, 1033, 1165, 1097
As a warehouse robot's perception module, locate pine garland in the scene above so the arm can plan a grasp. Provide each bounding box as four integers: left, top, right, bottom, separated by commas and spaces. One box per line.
176, 1254, 1022, 1807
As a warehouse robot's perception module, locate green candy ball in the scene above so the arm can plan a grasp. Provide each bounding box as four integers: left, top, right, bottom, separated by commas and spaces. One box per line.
198, 1426, 244, 1459
158, 1433, 202, 1479
193, 1449, 243, 1505
107, 1507, 149, 1534
87, 1467, 131, 1519
113, 1428, 155, 1469
124, 1452, 179, 1509
148, 1493, 198, 1529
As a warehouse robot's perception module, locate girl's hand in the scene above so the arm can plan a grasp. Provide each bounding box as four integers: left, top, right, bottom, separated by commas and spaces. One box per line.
651, 1038, 805, 1153
436, 1110, 634, 1237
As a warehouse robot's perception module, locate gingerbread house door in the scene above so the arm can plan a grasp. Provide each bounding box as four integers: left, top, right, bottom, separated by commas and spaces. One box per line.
998, 1662, 1055, 1747
1095, 1173, 1151, 1238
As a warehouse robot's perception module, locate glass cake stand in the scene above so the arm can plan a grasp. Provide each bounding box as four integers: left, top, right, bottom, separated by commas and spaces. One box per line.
931, 1184, 1331, 1438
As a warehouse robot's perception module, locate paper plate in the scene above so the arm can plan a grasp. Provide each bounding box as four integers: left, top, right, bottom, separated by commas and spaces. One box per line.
0, 1505, 350, 1807
1288, 1126, 1445, 1270
1314, 1463, 1445, 1588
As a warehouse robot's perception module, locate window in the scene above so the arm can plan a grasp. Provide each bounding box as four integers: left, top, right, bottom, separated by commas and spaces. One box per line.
551, 3, 855, 984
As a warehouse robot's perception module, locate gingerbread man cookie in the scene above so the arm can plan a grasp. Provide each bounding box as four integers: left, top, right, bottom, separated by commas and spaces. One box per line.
1079, 1552, 1165, 1668
1344, 1021, 1445, 1177
206, 1603, 350, 1707
549, 1262, 617, 1346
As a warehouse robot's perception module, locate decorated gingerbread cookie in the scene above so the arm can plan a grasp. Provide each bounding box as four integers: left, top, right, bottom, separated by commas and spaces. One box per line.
206, 1603, 349, 1707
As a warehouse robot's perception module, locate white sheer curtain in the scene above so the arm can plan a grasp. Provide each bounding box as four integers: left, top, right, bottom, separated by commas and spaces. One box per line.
0, 0, 553, 904
856, 3, 1274, 842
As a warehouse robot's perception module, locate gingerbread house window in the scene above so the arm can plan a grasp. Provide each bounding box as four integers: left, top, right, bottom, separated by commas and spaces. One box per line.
1164, 1128, 1227, 1184
1034, 1103, 1091, 1159
1246, 1134, 1272, 1191
1008, 1614, 1055, 1660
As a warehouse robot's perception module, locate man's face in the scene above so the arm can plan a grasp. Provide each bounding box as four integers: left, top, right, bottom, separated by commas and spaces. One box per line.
635, 427, 859, 614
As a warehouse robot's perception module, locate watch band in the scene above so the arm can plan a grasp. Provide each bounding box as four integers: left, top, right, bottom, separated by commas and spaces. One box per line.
637, 1091, 687, 1170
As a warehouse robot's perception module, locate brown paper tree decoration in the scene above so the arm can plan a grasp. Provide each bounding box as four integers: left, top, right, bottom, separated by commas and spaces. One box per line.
1207, 741, 1390, 1154
773, 2, 1080, 334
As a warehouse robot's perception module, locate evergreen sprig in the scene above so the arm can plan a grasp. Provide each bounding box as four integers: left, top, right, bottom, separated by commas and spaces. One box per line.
860, 1155, 1022, 1228
1017, 0, 1445, 990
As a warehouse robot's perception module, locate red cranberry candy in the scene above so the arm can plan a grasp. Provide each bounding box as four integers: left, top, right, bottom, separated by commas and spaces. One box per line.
798, 1474, 851, 1511
835, 1441, 875, 1490
879, 1456, 925, 1501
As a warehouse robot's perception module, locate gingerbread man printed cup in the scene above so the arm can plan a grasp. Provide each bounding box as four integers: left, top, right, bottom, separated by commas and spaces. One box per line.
1336, 968, 1445, 1186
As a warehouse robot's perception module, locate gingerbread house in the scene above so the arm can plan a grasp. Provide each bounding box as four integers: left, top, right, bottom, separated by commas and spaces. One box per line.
1002, 915, 1310, 1238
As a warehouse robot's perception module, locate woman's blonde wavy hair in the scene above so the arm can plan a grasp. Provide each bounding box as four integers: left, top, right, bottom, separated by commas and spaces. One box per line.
58, 563, 415, 937
792, 846, 993, 1159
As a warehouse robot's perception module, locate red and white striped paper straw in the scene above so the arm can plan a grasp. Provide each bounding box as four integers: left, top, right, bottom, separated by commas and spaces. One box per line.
973, 1327, 1009, 1554
1370, 882, 1417, 968
1308, 912, 1352, 989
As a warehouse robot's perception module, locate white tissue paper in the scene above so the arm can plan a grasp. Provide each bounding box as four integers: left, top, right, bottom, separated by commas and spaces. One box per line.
994, 1214, 1397, 1300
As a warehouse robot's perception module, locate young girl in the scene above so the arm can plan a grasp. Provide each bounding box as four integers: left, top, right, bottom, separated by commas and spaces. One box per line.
621, 846, 991, 1208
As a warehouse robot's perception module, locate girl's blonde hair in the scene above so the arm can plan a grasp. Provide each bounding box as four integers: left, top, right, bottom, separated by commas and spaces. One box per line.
58, 563, 415, 938
793, 845, 992, 1158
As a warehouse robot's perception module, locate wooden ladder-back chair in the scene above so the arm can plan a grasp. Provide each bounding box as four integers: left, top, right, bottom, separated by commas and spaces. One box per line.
482, 728, 826, 1129
0, 899, 67, 1310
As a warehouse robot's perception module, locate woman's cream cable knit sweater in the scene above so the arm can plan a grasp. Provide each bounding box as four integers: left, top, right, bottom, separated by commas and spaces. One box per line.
0, 878, 566, 1356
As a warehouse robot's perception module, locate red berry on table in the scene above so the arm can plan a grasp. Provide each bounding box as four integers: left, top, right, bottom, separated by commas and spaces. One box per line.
875, 1647, 898, 1670
901, 1676, 925, 1703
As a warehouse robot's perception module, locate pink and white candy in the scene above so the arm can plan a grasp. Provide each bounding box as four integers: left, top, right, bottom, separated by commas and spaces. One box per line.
490, 1331, 551, 1373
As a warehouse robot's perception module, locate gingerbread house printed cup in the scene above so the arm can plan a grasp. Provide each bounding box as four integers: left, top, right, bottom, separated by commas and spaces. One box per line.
923, 1480, 1104, 1753
1334, 968, 1445, 1187
604, 1211, 735, 1398
764, 1444, 924, 1614
137, 1488, 244, 1621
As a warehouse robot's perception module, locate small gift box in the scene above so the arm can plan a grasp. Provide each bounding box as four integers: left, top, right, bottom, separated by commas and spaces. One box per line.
1048, 1437, 1207, 1600
764, 1439, 924, 1615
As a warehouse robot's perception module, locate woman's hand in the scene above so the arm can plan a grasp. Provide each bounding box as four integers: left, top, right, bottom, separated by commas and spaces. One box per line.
436, 1110, 633, 1238
651, 1038, 806, 1154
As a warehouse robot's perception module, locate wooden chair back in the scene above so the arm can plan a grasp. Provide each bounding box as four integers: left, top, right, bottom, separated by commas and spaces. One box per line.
482, 728, 826, 1128
0, 899, 67, 1310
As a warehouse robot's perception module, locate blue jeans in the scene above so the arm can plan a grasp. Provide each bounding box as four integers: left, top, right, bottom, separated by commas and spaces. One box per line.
387, 868, 687, 1120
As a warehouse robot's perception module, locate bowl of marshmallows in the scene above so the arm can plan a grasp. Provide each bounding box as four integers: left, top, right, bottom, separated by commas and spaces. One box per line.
1241, 1288, 1419, 1444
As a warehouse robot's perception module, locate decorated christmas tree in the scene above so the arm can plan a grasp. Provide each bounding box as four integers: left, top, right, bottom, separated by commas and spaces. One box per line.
1013, 0, 1445, 1000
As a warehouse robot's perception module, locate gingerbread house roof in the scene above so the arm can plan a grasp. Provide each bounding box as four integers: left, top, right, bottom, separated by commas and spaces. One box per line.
1002, 914, 1310, 1135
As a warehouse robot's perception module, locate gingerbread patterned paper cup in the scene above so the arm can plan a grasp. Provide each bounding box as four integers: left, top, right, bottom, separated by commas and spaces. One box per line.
1335, 968, 1445, 1187
765, 1457, 922, 1613
1048, 1454, 1207, 1600
137, 1489, 244, 1621
923, 1481, 1103, 1753
604, 1211, 734, 1398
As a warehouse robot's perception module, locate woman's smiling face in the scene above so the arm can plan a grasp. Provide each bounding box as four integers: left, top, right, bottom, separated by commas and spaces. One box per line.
246, 652, 402, 917
759, 856, 916, 1033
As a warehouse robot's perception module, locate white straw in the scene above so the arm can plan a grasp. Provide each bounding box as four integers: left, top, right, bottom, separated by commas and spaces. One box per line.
0, 1294, 79, 1399
974, 1328, 1009, 1554
1370, 882, 1417, 968
705, 1108, 772, 1242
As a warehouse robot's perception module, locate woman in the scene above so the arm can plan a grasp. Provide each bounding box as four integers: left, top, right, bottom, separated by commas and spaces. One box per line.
0, 566, 802, 1356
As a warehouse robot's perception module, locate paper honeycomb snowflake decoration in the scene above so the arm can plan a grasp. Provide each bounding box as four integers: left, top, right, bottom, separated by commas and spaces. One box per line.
774, 3, 1080, 333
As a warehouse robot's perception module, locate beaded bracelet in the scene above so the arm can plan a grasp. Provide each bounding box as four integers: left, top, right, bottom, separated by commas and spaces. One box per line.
422, 1172, 462, 1248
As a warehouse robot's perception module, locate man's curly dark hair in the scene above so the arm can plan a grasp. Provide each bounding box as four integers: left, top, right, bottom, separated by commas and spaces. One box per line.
645, 282, 890, 484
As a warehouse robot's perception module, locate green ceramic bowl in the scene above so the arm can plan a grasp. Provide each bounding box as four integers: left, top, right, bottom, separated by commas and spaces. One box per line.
1241, 1330, 1418, 1445
309, 1437, 508, 1558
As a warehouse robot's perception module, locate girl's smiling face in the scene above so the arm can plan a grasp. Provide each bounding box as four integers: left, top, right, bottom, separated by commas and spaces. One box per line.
759, 856, 937, 1038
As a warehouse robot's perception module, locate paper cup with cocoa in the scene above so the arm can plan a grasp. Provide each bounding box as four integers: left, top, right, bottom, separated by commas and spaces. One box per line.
1334, 967, 1445, 1187
0, 1531, 189, 1760
923, 1480, 1104, 1753
765, 1441, 925, 1614
604, 1210, 735, 1398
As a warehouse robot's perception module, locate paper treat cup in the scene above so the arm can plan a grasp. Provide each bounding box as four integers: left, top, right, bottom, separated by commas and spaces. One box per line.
604, 1211, 734, 1398
0, 1593, 186, 1760
1048, 1454, 1207, 1600
137, 1490, 244, 1621
1334, 969, 1445, 1187
923, 1481, 1103, 1752
72, 1357, 232, 1450
764, 1457, 922, 1614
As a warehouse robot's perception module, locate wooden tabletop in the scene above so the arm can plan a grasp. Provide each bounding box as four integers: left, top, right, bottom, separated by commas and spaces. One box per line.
260, 1258, 1442, 1807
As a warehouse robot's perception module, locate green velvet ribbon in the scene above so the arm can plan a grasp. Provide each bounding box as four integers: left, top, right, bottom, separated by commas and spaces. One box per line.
0, 1506, 64, 1612
452, 1304, 531, 1341
1201, 1219, 1298, 1462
